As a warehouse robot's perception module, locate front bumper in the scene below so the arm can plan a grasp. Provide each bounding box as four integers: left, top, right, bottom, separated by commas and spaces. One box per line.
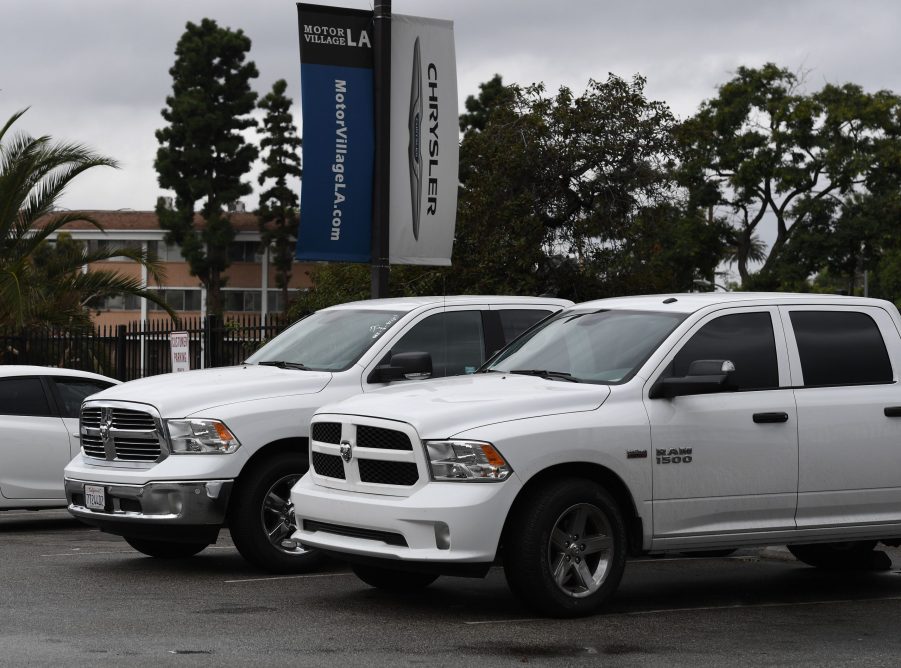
290, 472, 522, 563
65, 477, 233, 544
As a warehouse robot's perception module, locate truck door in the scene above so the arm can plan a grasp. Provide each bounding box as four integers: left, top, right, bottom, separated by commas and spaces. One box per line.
781, 305, 901, 529
644, 307, 799, 547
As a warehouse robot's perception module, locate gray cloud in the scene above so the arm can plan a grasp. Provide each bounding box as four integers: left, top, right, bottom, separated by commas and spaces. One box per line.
3, 0, 900, 211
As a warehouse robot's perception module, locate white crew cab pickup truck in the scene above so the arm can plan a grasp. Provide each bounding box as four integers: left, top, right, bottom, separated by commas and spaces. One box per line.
64, 296, 569, 572
292, 293, 901, 616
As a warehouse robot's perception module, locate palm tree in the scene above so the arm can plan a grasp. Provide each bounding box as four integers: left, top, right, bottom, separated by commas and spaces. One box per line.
0, 109, 174, 329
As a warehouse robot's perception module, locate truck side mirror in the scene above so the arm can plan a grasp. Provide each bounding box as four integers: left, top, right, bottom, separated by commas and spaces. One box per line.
649, 359, 736, 399
368, 351, 433, 383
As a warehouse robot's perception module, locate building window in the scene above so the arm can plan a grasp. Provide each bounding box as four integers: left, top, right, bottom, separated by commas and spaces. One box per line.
85, 239, 145, 262
147, 241, 183, 262
228, 241, 263, 263
147, 289, 202, 312
266, 289, 301, 313
89, 294, 142, 311
224, 290, 262, 312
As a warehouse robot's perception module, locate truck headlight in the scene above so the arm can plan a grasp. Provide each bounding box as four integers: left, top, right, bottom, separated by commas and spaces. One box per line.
166, 419, 241, 454
425, 440, 512, 482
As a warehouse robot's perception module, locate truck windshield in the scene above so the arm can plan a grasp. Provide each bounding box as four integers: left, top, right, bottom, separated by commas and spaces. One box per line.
246, 309, 405, 372
486, 309, 686, 384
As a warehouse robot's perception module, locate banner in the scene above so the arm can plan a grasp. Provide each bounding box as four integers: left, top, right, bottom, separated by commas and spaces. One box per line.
388, 15, 458, 266
296, 3, 374, 262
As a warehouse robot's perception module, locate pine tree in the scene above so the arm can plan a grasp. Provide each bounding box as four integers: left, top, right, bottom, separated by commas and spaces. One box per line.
257, 79, 302, 314
154, 18, 259, 317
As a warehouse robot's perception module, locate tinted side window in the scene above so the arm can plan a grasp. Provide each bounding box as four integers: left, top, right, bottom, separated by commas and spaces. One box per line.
390, 311, 485, 378
671, 312, 779, 391
790, 311, 892, 386
53, 378, 114, 418
498, 310, 551, 344
0, 377, 51, 416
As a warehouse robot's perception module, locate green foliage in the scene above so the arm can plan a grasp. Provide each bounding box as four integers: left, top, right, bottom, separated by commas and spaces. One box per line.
257, 79, 302, 314
0, 110, 173, 330
154, 18, 259, 316
679, 63, 901, 288
454, 75, 727, 301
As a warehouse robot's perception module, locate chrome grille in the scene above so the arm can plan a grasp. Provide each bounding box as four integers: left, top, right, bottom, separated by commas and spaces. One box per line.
80, 404, 164, 463
81, 407, 102, 428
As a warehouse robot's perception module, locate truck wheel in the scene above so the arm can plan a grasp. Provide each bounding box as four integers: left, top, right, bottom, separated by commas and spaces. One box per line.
352, 564, 438, 591
503, 478, 626, 618
229, 452, 325, 574
787, 541, 884, 569
123, 536, 208, 559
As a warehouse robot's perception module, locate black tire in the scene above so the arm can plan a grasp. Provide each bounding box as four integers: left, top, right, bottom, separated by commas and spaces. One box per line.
503, 478, 627, 618
123, 536, 208, 559
229, 451, 326, 574
352, 564, 438, 591
787, 541, 879, 569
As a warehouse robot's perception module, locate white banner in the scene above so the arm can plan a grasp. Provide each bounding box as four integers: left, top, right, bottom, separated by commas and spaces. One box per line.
389, 14, 458, 266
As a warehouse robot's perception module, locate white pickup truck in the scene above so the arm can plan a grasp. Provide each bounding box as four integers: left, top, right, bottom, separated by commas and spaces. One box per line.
64, 296, 569, 572
292, 293, 901, 616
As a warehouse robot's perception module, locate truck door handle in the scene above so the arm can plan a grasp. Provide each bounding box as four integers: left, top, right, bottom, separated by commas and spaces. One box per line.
884, 406, 901, 417
753, 412, 789, 424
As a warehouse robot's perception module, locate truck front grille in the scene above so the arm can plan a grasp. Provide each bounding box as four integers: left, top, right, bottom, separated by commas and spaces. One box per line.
312, 451, 346, 479
80, 404, 164, 463
358, 459, 418, 486
310, 419, 421, 492
357, 426, 412, 451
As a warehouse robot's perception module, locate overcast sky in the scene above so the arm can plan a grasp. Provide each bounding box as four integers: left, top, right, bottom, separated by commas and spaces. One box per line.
4, 0, 901, 213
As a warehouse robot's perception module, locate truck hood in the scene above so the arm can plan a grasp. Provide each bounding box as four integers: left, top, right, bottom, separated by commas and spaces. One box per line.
88, 365, 332, 417
318, 372, 610, 438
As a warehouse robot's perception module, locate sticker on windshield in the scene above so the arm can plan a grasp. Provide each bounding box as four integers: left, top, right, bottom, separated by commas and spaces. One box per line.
370, 314, 400, 339
464, 366, 476, 374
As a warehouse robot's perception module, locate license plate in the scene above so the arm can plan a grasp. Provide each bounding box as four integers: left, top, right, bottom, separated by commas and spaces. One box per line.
84, 484, 106, 510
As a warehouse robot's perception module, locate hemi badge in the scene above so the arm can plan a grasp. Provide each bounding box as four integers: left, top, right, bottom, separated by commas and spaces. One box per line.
627, 450, 648, 459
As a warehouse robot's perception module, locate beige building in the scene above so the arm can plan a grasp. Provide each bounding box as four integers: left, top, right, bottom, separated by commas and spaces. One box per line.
47, 210, 314, 327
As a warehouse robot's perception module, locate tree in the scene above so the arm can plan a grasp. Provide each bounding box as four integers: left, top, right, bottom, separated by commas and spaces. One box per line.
257, 79, 302, 314
679, 63, 901, 287
0, 110, 172, 330
453, 75, 726, 300
155, 18, 259, 317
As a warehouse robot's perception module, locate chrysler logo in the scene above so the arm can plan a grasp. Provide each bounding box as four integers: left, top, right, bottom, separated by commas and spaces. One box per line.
339, 440, 353, 463
407, 36, 423, 240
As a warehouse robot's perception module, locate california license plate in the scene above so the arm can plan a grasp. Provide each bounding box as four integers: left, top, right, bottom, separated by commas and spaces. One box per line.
84, 484, 106, 510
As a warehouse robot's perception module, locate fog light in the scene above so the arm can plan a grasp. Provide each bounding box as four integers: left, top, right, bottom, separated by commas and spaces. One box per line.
434, 522, 450, 550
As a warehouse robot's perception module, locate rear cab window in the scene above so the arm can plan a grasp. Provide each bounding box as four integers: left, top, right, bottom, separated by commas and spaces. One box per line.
788, 310, 893, 387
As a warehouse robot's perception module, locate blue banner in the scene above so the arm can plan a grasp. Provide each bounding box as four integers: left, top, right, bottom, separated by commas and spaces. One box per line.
296, 4, 374, 262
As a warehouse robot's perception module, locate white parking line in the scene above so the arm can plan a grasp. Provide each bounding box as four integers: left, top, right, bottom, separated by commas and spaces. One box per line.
463, 594, 901, 624
225, 572, 351, 583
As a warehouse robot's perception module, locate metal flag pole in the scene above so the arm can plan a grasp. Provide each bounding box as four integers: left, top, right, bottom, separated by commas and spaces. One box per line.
370, 0, 391, 298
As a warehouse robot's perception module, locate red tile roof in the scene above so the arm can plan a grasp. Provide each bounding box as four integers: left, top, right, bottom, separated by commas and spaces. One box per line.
35, 210, 264, 233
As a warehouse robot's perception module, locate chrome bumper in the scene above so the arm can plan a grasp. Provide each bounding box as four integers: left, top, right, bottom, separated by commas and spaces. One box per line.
65, 478, 234, 528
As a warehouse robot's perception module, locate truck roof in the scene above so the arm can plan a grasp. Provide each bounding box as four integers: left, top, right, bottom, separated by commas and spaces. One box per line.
323, 295, 574, 312
571, 292, 895, 315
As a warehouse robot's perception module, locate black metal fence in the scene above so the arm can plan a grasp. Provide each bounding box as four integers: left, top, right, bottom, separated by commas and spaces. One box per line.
0, 314, 291, 381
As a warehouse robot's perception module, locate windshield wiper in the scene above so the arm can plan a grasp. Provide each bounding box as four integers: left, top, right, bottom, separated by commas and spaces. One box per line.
257, 360, 309, 370
509, 369, 580, 382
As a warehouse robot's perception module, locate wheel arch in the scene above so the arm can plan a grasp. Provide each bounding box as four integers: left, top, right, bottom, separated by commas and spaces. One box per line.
227, 437, 309, 516
499, 462, 643, 557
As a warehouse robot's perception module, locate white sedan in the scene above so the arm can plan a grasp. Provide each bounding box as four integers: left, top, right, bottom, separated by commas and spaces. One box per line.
0, 366, 118, 510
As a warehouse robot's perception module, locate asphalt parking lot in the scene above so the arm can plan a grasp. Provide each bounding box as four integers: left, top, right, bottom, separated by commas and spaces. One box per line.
3, 510, 901, 667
